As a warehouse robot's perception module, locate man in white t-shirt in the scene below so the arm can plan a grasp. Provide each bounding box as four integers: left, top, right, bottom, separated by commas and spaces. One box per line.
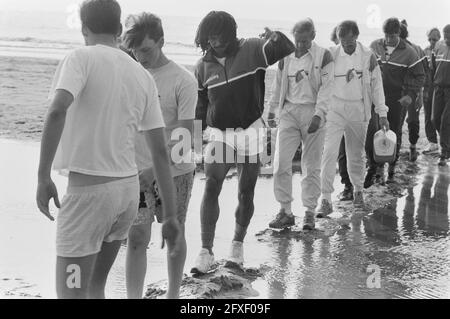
36, 0, 179, 299
122, 13, 197, 299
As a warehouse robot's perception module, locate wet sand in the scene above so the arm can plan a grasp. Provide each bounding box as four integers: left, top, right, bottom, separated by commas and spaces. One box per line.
1, 138, 449, 299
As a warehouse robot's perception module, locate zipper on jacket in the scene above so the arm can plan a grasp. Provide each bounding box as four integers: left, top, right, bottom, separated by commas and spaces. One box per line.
223, 59, 229, 83
223, 65, 229, 83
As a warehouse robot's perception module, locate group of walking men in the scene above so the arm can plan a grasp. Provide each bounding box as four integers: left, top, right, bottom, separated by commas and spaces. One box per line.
36, 0, 450, 299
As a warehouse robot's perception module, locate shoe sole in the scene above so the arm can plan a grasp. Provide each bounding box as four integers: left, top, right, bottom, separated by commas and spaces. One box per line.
190, 267, 208, 275
269, 223, 295, 229
190, 264, 216, 275
224, 260, 244, 270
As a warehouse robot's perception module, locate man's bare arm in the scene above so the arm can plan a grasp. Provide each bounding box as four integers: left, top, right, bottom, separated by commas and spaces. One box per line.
144, 128, 180, 255
36, 89, 73, 220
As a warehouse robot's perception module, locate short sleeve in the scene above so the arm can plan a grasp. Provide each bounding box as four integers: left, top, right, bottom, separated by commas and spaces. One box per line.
176, 73, 198, 121
49, 50, 87, 100
139, 74, 165, 131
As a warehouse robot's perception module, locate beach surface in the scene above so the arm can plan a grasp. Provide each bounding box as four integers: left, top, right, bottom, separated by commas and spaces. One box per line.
1, 137, 450, 299
1, 55, 450, 299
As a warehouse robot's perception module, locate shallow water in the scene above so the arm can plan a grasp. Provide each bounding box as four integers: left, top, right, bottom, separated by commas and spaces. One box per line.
1, 140, 449, 299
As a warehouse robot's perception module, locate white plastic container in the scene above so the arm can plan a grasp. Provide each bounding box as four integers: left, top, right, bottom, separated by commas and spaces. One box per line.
373, 129, 397, 164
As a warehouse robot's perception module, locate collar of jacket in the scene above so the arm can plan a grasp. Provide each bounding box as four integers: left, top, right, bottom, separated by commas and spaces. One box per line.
379, 38, 407, 50
202, 39, 241, 63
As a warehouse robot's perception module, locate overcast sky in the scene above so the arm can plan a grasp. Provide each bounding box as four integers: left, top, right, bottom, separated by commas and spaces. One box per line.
1, 0, 449, 27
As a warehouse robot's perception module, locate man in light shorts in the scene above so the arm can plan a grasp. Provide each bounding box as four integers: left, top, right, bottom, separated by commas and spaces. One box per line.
36, 0, 179, 299
122, 13, 197, 299
191, 11, 295, 274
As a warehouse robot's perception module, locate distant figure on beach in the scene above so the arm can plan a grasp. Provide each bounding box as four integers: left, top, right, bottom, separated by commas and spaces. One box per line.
266, 18, 334, 230
331, 25, 340, 45
423, 27, 442, 155
319, 20, 389, 217
36, 0, 179, 299
432, 24, 450, 166
191, 11, 295, 274
399, 19, 428, 163
365, 17, 425, 186
122, 12, 197, 299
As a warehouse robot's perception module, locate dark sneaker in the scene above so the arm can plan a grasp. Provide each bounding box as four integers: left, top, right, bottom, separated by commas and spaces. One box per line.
375, 173, 386, 185
423, 143, 439, 154
302, 211, 316, 230
353, 191, 365, 208
269, 209, 295, 229
439, 155, 449, 167
409, 145, 418, 162
317, 199, 333, 218
339, 186, 354, 201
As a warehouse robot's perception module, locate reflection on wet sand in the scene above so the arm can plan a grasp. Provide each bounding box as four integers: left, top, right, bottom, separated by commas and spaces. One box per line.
259, 159, 450, 299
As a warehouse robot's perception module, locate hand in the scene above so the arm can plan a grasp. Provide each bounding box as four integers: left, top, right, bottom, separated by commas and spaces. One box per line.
267, 112, 277, 128
36, 178, 60, 221
138, 168, 154, 192
379, 117, 390, 131
398, 95, 413, 107
260, 27, 279, 42
161, 217, 181, 258
307, 115, 321, 134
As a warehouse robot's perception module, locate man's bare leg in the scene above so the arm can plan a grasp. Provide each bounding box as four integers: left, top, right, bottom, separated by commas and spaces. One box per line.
126, 223, 152, 299
234, 157, 260, 243
88, 240, 122, 299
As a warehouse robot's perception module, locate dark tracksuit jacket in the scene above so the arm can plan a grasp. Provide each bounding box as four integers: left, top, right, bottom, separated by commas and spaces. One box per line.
433, 43, 450, 156
195, 33, 295, 131
367, 38, 425, 167
404, 40, 428, 145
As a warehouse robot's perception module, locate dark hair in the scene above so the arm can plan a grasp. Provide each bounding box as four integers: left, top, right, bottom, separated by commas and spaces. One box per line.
383, 17, 401, 34
400, 19, 409, 39
79, 0, 121, 35
123, 13, 164, 49
195, 11, 238, 54
444, 24, 450, 33
427, 27, 441, 38
330, 26, 338, 43
337, 20, 360, 38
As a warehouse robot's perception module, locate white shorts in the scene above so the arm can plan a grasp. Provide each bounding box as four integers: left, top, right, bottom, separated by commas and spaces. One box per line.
56, 176, 139, 258
204, 118, 266, 162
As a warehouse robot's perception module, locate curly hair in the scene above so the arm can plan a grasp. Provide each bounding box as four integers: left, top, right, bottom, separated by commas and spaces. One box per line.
194, 11, 238, 54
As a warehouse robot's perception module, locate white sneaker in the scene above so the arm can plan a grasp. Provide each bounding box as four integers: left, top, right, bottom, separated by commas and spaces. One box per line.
190, 249, 215, 274
227, 241, 244, 266
423, 143, 439, 154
